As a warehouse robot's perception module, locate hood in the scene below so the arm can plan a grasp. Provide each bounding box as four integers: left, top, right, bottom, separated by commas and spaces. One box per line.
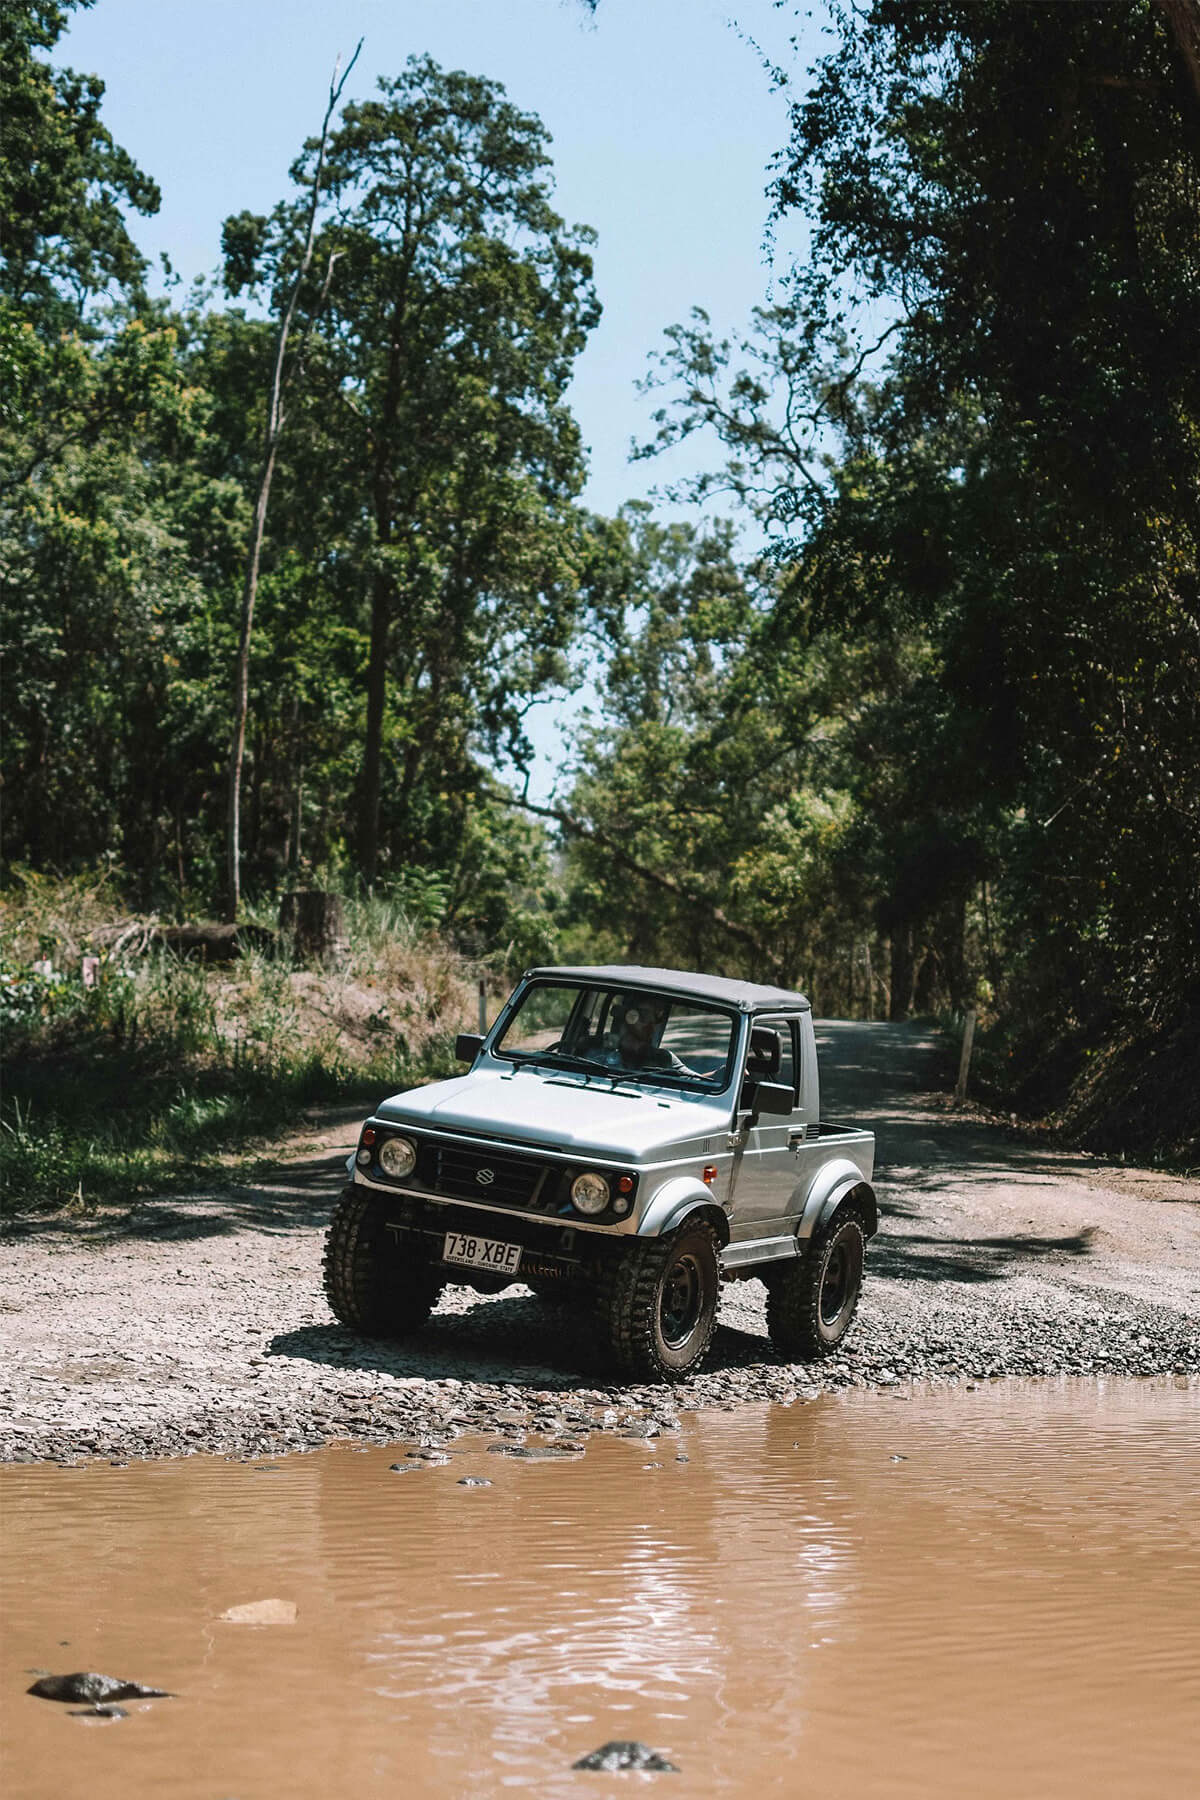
374, 1066, 728, 1162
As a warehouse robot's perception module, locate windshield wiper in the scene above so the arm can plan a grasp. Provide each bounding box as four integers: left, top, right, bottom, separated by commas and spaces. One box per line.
540, 1053, 619, 1080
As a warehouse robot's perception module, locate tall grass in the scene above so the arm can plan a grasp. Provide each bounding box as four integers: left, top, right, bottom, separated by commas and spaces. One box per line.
0, 874, 485, 1217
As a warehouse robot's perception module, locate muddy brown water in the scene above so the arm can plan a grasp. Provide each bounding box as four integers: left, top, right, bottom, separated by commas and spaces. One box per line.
2, 1378, 1197, 1799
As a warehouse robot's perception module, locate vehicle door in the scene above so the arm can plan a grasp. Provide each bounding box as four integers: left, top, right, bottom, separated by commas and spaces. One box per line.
726, 1015, 802, 1243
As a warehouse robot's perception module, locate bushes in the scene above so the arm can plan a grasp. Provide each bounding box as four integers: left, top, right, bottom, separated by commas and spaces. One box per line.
0, 875, 490, 1216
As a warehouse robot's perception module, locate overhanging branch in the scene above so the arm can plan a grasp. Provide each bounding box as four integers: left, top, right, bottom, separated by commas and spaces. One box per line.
493, 792, 782, 976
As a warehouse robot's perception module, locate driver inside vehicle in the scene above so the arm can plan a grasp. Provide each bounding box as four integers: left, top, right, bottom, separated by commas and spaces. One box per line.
598, 995, 690, 1074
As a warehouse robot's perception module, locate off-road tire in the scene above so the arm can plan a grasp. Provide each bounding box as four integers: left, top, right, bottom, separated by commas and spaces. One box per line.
765, 1204, 866, 1361
323, 1184, 444, 1338
596, 1220, 721, 1382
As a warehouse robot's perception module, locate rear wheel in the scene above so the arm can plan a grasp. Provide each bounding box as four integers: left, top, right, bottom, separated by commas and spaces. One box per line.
765, 1206, 865, 1361
597, 1220, 720, 1381
323, 1184, 444, 1338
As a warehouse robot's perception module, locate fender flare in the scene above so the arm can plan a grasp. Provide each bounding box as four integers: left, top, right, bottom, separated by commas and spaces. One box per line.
796, 1159, 878, 1243
636, 1176, 731, 1247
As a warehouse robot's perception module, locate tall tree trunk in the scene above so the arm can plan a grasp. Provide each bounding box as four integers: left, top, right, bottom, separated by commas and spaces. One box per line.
358, 291, 412, 889
360, 568, 391, 887
1157, 0, 1200, 104
226, 439, 277, 916
889, 924, 915, 1021
224, 41, 361, 922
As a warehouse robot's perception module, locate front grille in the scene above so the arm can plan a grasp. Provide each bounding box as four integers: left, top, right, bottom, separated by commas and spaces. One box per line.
413, 1137, 559, 1214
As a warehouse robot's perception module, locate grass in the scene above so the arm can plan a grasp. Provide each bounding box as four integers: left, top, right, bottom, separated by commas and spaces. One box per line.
0, 873, 485, 1218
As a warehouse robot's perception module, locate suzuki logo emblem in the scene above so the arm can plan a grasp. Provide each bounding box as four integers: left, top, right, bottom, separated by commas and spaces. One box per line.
475, 1167, 495, 1186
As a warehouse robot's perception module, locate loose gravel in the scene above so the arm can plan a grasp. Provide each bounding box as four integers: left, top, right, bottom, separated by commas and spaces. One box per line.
2, 1022, 1196, 1465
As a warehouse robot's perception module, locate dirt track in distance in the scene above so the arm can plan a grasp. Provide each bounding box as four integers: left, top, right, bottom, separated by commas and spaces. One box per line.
2, 1021, 1196, 1463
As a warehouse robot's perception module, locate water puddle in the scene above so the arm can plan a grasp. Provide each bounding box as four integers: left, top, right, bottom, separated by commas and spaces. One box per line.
2, 1378, 1197, 1798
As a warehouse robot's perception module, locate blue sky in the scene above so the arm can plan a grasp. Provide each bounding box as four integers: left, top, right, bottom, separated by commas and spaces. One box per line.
61, 0, 830, 788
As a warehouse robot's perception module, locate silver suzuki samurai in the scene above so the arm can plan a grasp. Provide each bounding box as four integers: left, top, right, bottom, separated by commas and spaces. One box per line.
324, 965, 877, 1381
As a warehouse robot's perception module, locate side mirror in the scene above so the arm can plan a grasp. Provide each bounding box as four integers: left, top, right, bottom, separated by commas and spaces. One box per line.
750, 1079, 794, 1117
455, 1032, 484, 1063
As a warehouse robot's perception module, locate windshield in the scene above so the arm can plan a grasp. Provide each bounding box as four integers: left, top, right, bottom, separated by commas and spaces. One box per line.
493, 981, 739, 1092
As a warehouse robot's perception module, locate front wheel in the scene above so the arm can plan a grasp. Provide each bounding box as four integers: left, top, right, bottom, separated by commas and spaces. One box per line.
765, 1207, 865, 1361
597, 1220, 720, 1382
323, 1185, 444, 1338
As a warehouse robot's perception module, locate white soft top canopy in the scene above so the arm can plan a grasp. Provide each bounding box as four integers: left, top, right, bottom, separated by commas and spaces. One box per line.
526, 964, 811, 1014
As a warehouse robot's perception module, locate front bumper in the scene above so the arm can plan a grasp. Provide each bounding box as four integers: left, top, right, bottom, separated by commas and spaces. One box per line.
363, 1187, 626, 1282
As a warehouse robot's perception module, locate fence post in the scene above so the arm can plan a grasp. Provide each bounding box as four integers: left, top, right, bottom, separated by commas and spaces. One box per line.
954, 1008, 977, 1105
477, 977, 487, 1037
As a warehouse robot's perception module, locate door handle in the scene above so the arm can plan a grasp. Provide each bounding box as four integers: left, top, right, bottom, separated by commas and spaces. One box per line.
787, 1128, 806, 1148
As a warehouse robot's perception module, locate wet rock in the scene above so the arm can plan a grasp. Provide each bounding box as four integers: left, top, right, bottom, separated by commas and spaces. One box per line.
405, 1449, 451, 1465
69, 1705, 127, 1721
388, 1461, 423, 1473
457, 1476, 492, 1487
28, 1673, 171, 1705
573, 1740, 679, 1772
218, 1598, 297, 1625
487, 1442, 584, 1460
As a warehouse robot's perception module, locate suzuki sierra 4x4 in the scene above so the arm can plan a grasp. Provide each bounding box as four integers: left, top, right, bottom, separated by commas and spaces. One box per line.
324, 965, 877, 1381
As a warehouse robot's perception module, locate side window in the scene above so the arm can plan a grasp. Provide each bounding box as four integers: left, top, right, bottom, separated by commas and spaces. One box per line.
746, 1016, 797, 1099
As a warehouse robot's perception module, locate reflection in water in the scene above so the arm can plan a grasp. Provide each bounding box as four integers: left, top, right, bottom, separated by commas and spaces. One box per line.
1, 1379, 1198, 1799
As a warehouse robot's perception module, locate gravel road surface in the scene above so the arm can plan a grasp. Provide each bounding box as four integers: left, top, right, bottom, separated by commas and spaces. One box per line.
2, 1022, 1196, 1462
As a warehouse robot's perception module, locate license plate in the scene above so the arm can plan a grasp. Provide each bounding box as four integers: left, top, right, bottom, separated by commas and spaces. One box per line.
442, 1230, 522, 1275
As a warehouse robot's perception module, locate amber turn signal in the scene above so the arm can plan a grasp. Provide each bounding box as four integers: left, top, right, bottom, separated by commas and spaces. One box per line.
702, 1164, 718, 1185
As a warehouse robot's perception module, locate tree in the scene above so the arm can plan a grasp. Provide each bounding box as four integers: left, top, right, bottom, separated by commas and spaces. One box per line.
0, 2, 220, 894
0, 1, 164, 495
227, 55, 600, 886
558, 507, 868, 995
223, 41, 361, 923
633, 2, 1200, 1056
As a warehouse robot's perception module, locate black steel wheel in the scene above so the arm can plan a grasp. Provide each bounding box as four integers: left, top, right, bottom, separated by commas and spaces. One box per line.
322, 1184, 444, 1339
597, 1219, 721, 1381
765, 1206, 866, 1361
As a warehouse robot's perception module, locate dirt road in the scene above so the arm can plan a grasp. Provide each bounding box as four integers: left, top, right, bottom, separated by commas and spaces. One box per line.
2, 1022, 1196, 1462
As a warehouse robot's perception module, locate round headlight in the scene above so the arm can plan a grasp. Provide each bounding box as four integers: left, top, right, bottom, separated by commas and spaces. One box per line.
571, 1171, 610, 1215
378, 1135, 417, 1178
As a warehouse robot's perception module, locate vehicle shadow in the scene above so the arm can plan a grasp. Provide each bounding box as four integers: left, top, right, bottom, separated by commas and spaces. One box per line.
269, 1293, 604, 1389
270, 1308, 795, 1389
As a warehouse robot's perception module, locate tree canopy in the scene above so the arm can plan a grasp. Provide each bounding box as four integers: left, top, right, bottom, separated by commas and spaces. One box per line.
3, 2, 1197, 1154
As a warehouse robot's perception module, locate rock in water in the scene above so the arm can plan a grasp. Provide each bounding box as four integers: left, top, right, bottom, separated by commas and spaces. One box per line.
218, 1599, 297, 1626
28, 1673, 171, 1705
486, 1442, 584, 1460
572, 1741, 679, 1772
69, 1705, 128, 1721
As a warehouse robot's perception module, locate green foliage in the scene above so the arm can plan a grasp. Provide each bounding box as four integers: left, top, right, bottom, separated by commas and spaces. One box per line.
3, 3, 1196, 1165
0, 40, 591, 958
610, 1, 1200, 1064
223, 55, 601, 883
0, 1, 159, 334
